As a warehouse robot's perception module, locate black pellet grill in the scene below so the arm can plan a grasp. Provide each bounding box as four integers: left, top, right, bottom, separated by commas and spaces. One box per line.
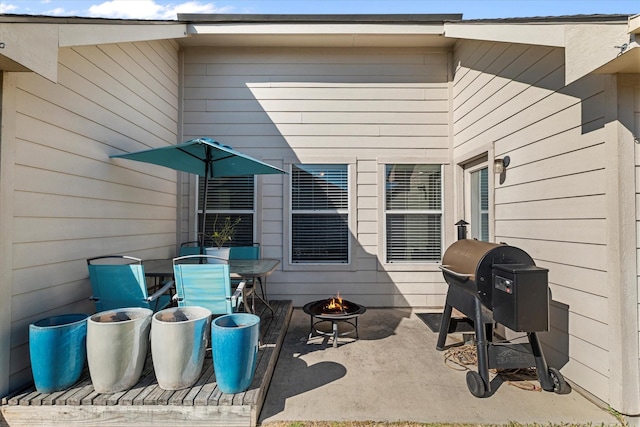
438, 238, 568, 397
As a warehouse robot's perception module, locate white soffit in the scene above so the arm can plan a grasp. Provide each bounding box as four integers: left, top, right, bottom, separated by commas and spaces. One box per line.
0, 23, 58, 81
629, 14, 640, 34
442, 21, 633, 84
182, 23, 453, 47
58, 23, 188, 47
591, 47, 640, 74
590, 13, 640, 74
0, 21, 188, 82
568, 22, 638, 80
443, 23, 565, 47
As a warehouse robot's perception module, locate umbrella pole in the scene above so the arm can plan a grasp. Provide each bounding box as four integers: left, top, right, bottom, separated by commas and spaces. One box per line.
199, 152, 210, 255
199, 178, 207, 255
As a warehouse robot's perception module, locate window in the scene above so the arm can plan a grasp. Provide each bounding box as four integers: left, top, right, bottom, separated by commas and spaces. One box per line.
291, 164, 349, 263
385, 164, 442, 262
198, 176, 254, 246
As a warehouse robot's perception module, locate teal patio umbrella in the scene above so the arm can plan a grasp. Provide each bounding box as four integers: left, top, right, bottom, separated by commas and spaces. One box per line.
111, 137, 285, 249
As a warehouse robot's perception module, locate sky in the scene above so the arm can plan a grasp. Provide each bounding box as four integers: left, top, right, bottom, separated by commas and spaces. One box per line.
0, 0, 637, 20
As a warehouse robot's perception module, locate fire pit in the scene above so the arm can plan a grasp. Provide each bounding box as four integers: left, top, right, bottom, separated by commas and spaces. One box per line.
302, 295, 366, 348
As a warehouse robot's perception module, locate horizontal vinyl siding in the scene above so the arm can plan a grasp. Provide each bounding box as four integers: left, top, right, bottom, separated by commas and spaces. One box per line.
635, 83, 640, 373
453, 40, 610, 402
8, 40, 179, 391
183, 46, 450, 307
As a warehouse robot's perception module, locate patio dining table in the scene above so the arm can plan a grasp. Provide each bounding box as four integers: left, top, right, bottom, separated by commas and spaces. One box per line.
143, 258, 280, 315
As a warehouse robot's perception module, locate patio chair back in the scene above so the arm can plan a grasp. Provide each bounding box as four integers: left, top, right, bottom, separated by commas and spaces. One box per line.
172, 255, 242, 315
179, 241, 204, 256
228, 244, 261, 295
87, 255, 172, 313
229, 243, 260, 260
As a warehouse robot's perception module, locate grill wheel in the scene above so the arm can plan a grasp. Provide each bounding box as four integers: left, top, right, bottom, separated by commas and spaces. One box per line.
466, 371, 487, 398
548, 367, 570, 394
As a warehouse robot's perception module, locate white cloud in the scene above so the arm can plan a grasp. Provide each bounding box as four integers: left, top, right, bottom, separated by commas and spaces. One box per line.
0, 3, 18, 13
87, 0, 230, 20
162, 1, 232, 18
43, 7, 71, 15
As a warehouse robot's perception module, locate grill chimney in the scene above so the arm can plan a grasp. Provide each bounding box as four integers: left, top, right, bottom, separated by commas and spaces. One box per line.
455, 220, 469, 240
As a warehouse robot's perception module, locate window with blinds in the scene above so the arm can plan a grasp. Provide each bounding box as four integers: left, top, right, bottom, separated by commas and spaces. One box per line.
198, 176, 255, 246
385, 164, 442, 262
291, 164, 349, 263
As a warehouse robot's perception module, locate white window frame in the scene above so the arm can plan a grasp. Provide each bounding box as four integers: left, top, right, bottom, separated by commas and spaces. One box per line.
378, 159, 447, 272
465, 163, 489, 242
283, 157, 356, 272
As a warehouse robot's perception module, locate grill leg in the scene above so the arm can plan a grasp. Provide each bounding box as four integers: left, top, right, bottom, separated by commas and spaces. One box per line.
436, 303, 453, 351
529, 332, 553, 391
332, 321, 338, 348
473, 298, 491, 395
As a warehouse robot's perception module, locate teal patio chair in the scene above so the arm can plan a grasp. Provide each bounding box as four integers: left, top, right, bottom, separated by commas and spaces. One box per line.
179, 237, 217, 256
172, 255, 245, 316
87, 255, 173, 313
179, 241, 203, 256
229, 244, 262, 311
229, 243, 260, 261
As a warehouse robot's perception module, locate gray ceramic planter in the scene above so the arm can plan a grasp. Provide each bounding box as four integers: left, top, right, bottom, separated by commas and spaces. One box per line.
151, 306, 211, 390
87, 307, 152, 393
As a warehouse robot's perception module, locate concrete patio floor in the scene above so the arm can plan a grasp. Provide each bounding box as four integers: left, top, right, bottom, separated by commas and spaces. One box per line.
259, 308, 621, 426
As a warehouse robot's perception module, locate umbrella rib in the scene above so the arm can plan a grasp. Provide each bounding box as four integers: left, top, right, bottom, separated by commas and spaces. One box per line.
177, 147, 206, 163
177, 147, 239, 178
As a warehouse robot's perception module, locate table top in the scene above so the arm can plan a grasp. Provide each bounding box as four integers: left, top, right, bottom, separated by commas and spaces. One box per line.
143, 258, 280, 279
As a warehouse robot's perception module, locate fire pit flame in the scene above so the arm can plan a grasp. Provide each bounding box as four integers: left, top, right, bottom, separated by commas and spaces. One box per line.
326, 293, 344, 312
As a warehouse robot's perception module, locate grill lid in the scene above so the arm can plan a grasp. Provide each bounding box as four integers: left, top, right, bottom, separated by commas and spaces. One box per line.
441, 239, 502, 282
440, 239, 535, 307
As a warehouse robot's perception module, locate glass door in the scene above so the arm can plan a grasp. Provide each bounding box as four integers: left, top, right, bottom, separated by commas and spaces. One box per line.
464, 160, 489, 241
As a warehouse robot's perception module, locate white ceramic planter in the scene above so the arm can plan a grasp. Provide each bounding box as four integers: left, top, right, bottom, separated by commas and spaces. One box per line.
87, 307, 152, 393
151, 306, 212, 390
205, 247, 230, 263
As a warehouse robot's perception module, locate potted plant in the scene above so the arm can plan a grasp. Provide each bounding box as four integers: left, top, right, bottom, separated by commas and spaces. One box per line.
204, 215, 241, 262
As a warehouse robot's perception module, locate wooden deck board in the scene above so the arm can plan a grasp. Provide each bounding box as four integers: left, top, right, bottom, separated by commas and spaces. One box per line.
181, 364, 214, 406
66, 384, 95, 405
120, 369, 158, 406
0, 300, 293, 427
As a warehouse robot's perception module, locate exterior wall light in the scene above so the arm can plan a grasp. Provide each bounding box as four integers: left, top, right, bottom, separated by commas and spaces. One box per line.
494, 156, 510, 174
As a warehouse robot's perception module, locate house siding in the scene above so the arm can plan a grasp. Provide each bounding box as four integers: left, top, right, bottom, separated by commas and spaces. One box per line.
633, 77, 640, 388
635, 82, 640, 340
3, 40, 179, 392
452, 39, 613, 403
182, 46, 452, 308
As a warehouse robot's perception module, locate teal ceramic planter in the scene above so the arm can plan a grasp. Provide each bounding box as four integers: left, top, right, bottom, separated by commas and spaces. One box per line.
87, 307, 152, 393
211, 313, 260, 394
29, 314, 89, 393
151, 306, 211, 390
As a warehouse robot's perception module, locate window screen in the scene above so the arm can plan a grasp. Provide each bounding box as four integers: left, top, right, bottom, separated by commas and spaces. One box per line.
291, 164, 349, 263
385, 164, 442, 262
198, 176, 254, 246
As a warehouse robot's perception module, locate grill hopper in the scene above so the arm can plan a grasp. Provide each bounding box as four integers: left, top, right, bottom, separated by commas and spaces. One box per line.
441, 239, 534, 309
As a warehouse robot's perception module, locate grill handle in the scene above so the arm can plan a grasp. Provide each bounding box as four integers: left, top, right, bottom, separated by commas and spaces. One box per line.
439, 265, 473, 283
